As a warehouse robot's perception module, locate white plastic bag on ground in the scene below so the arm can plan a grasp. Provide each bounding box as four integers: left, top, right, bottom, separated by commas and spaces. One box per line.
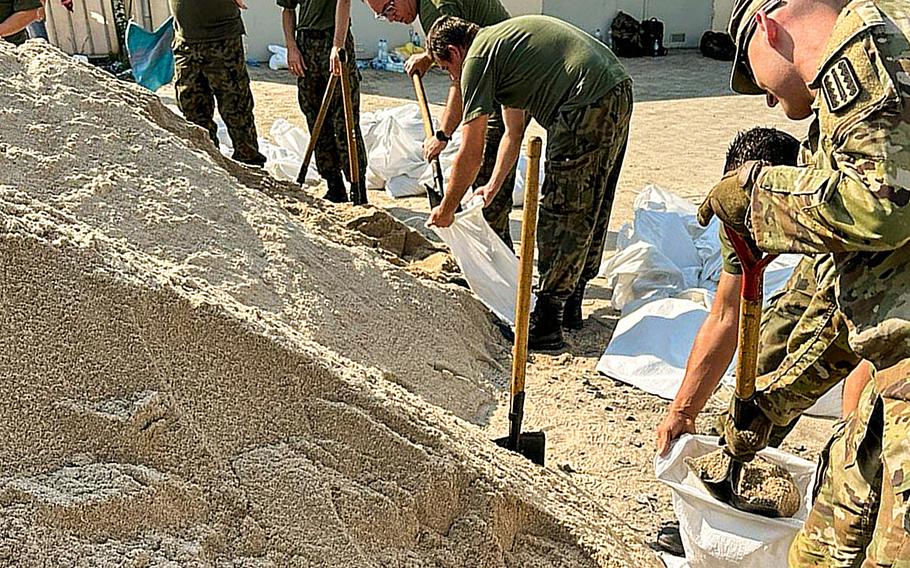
431, 197, 532, 324
656, 435, 816, 568
268, 45, 288, 70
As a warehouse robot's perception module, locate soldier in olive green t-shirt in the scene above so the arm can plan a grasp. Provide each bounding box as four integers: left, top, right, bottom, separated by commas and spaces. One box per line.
362, 0, 518, 247
425, 15, 633, 350
278, 0, 368, 204
169, 0, 266, 166
0, 0, 43, 46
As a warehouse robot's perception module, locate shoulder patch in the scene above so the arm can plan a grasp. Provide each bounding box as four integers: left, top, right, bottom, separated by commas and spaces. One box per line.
822, 57, 862, 113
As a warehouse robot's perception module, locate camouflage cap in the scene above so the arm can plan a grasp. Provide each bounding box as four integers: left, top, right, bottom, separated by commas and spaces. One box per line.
728, 0, 785, 95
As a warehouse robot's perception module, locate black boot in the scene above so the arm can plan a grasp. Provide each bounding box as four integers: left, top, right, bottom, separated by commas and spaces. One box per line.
323, 175, 349, 203
562, 280, 587, 330
528, 295, 565, 351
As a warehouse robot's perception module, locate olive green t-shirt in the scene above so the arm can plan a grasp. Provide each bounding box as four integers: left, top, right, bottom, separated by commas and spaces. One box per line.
417, 0, 510, 35
277, 0, 335, 31
460, 15, 630, 129
0, 0, 42, 46
169, 0, 245, 43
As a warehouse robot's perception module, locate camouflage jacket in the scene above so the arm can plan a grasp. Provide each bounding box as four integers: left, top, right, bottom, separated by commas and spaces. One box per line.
751, 0, 910, 370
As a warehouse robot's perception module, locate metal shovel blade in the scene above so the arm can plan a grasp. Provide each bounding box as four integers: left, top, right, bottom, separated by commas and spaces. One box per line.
423, 183, 443, 209
494, 431, 546, 466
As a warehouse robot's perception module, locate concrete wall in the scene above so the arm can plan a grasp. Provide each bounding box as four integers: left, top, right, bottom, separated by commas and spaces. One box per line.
713, 0, 735, 31
539, 0, 714, 48
241, 0, 732, 62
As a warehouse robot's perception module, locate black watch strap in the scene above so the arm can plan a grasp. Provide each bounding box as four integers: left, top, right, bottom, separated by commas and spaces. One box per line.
435, 129, 451, 142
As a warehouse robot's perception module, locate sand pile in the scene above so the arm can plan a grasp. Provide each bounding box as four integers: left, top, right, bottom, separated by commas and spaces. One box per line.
0, 42, 654, 566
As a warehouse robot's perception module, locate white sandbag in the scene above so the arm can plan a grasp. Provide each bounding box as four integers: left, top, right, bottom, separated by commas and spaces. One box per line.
596, 293, 714, 400
512, 150, 546, 208
431, 197, 532, 324
600, 242, 687, 314
268, 44, 288, 70
655, 434, 817, 568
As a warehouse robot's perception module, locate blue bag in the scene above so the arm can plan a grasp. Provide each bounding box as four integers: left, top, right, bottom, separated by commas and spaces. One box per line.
126, 17, 175, 91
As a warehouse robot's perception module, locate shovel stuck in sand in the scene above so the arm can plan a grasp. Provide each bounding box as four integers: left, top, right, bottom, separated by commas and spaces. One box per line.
691, 227, 798, 518
494, 137, 545, 466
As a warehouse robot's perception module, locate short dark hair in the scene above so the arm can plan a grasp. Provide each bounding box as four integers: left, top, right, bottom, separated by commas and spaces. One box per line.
426, 15, 479, 62
724, 127, 800, 173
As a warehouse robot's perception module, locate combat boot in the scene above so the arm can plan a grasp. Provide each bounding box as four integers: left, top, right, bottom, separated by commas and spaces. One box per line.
562, 280, 587, 330
528, 295, 565, 351
323, 175, 349, 203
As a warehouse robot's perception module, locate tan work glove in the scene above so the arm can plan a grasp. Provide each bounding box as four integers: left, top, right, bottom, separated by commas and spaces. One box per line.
697, 160, 767, 234
721, 398, 773, 462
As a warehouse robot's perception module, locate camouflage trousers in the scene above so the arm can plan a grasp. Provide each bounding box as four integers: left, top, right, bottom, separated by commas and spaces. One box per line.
173, 36, 266, 166
537, 80, 632, 299
475, 109, 520, 250
296, 30, 367, 193
757, 255, 862, 427
789, 361, 910, 567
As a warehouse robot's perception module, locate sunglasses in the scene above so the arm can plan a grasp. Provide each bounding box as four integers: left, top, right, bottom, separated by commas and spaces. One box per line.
375, 0, 395, 21
736, 0, 785, 81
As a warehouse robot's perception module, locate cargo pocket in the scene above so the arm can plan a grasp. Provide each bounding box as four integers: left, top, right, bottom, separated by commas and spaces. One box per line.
813, 418, 848, 504
541, 151, 599, 215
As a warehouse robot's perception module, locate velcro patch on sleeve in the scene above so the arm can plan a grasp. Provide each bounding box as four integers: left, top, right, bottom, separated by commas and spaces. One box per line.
822, 57, 862, 112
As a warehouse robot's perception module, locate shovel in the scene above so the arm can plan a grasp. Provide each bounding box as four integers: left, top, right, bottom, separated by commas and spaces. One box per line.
338, 49, 367, 205
698, 226, 780, 516
296, 74, 338, 185
411, 74, 446, 209
494, 136, 545, 466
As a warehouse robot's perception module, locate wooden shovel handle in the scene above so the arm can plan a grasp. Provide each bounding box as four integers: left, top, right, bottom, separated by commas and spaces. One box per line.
512, 137, 542, 396
412, 74, 435, 140
299, 74, 339, 182
338, 49, 361, 189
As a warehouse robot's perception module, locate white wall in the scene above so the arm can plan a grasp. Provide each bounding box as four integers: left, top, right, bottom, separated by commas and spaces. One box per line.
540, 0, 714, 48
240, 0, 731, 61
241, 2, 411, 62
713, 0, 734, 31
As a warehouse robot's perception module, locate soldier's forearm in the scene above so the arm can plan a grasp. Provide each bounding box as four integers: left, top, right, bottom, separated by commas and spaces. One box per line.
281, 9, 297, 49
333, 0, 351, 49
0, 8, 41, 38
485, 108, 525, 193
439, 84, 462, 137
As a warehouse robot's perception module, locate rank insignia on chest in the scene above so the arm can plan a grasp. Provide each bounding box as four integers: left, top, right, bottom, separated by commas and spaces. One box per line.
822, 57, 862, 112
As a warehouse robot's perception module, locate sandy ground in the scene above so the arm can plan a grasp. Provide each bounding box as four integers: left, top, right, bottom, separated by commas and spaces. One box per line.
219, 51, 833, 558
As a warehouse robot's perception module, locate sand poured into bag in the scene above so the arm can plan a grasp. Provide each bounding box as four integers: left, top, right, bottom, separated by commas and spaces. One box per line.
0, 41, 658, 566
686, 450, 800, 518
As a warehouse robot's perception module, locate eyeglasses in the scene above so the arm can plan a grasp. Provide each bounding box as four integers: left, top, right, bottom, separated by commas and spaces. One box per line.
375, 0, 395, 21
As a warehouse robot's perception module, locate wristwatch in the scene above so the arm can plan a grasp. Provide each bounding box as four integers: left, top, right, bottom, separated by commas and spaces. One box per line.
435, 129, 451, 142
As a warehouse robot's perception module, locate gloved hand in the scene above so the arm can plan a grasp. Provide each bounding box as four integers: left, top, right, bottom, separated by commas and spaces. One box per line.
697, 160, 767, 234
721, 397, 773, 462
60, 0, 73, 11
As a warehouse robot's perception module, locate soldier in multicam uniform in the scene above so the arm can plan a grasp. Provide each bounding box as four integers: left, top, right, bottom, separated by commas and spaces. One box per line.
654, 127, 870, 556
279, 0, 368, 204
424, 15, 632, 350
169, 0, 267, 167
699, 0, 910, 563
361, 0, 519, 249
